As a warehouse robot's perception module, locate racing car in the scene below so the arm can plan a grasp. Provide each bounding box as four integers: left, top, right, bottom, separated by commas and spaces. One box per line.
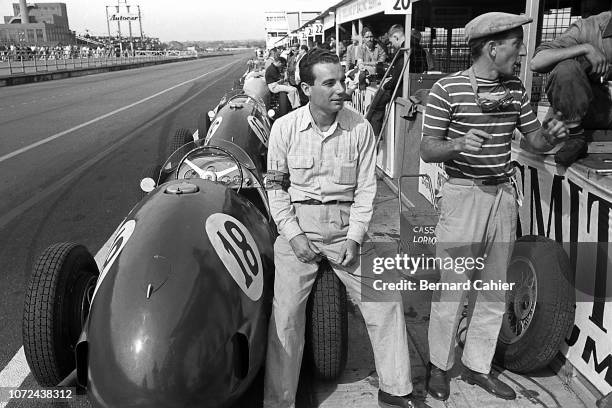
22, 86, 347, 407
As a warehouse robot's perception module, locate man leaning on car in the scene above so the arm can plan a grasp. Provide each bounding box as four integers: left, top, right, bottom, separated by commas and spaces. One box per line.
263, 47, 431, 408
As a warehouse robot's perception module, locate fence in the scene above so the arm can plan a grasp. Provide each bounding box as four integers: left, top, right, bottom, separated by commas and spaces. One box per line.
0, 50, 199, 76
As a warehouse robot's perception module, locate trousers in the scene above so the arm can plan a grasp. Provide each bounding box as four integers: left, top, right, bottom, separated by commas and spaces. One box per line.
268, 82, 301, 110
368, 89, 393, 136
428, 181, 517, 374
545, 57, 612, 128
263, 202, 412, 408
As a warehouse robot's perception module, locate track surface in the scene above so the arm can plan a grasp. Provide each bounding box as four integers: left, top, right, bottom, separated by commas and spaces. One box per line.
0, 52, 269, 407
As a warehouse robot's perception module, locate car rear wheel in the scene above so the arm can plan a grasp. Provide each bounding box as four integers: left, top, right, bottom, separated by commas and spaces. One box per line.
305, 261, 348, 381
495, 235, 575, 372
23, 243, 99, 386
168, 128, 193, 156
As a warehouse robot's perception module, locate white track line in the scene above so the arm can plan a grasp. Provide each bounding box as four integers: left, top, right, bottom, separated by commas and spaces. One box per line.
0, 58, 243, 401
0, 59, 237, 164
0, 58, 242, 232
0, 348, 28, 408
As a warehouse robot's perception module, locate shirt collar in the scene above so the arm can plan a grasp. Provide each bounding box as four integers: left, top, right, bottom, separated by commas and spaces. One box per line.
604, 12, 612, 38
298, 103, 349, 133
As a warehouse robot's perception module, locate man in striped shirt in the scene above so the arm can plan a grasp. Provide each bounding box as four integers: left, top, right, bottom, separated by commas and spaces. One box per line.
420, 13, 568, 402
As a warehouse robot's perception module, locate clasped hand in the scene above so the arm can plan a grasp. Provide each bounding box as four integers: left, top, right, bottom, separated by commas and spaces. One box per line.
289, 234, 359, 267
542, 111, 569, 145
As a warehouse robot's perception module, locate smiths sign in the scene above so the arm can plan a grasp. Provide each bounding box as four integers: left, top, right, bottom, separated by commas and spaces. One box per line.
513, 145, 612, 395
108, 14, 139, 21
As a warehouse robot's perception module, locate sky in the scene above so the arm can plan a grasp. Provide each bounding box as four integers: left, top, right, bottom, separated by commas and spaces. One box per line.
2, 0, 333, 41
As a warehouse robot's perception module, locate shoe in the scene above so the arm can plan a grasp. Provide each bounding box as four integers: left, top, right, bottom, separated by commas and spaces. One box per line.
554, 137, 587, 166
426, 364, 449, 401
378, 390, 431, 408
461, 368, 516, 400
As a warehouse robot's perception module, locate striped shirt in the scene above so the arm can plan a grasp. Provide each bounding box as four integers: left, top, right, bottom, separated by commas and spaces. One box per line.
423, 72, 540, 179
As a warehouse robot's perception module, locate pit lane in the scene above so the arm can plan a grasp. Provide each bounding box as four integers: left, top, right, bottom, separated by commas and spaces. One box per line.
0, 52, 591, 408
0, 52, 252, 407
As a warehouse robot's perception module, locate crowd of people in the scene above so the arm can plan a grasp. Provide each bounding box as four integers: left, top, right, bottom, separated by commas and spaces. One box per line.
0, 44, 120, 61
259, 6, 612, 408
0, 37, 165, 61
254, 23, 431, 137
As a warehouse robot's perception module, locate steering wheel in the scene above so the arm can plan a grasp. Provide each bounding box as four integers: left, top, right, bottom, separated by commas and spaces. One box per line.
176, 145, 245, 193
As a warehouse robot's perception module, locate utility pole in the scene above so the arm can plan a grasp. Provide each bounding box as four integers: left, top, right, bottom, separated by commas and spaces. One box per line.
127, 4, 134, 54
105, 6, 111, 42
116, 1, 122, 54
138, 5, 143, 39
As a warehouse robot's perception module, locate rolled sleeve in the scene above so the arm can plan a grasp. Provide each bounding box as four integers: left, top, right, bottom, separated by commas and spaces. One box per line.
347, 123, 377, 245
267, 119, 304, 241
535, 20, 585, 54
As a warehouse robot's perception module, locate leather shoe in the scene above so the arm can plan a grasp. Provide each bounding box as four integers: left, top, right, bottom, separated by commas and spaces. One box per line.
461, 368, 516, 400
378, 390, 431, 408
427, 364, 450, 401
554, 137, 587, 166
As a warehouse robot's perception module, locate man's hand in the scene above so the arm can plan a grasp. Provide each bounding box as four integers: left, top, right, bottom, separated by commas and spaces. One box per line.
584, 44, 609, 77
452, 129, 492, 154
338, 239, 359, 267
289, 234, 321, 263
542, 111, 569, 145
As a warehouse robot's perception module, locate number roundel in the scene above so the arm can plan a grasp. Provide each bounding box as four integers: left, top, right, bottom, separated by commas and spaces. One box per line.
248, 115, 269, 147
205, 116, 223, 144
205, 213, 263, 301
92, 219, 137, 300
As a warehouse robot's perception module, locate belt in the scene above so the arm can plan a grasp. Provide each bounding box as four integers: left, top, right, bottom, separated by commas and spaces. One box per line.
292, 199, 353, 205
448, 177, 510, 186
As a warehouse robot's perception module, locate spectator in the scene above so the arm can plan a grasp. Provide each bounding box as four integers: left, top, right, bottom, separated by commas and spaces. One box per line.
367, 24, 408, 136
530, 10, 612, 166
358, 27, 387, 75
294, 44, 308, 84
344, 34, 361, 71
286, 44, 299, 86
409, 28, 429, 73
265, 55, 301, 109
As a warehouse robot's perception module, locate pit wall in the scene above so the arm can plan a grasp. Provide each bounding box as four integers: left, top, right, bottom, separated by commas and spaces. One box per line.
349, 84, 612, 401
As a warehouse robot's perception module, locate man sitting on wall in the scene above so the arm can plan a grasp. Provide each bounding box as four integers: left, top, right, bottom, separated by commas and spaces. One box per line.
358, 27, 387, 76
367, 24, 409, 136
344, 34, 362, 71
531, 9, 612, 166
265, 56, 301, 110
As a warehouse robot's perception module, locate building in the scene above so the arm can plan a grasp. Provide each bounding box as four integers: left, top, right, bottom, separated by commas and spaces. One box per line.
264, 10, 320, 50
0, 2, 74, 45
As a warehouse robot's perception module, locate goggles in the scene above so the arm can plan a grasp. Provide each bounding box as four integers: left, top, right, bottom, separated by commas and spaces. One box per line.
468, 67, 514, 112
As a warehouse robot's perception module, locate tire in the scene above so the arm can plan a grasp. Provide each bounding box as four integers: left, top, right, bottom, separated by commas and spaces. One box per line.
23, 243, 99, 386
305, 261, 348, 381
495, 235, 575, 373
168, 128, 193, 156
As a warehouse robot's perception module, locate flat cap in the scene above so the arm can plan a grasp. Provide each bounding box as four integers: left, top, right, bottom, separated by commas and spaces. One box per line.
465, 12, 533, 42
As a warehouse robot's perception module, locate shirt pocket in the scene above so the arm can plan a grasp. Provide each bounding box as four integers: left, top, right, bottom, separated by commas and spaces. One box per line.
288, 155, 314, 185
333, 158, 358, 185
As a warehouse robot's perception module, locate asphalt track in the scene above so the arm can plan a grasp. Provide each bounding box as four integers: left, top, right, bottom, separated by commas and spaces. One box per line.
0, 51, 297, 407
